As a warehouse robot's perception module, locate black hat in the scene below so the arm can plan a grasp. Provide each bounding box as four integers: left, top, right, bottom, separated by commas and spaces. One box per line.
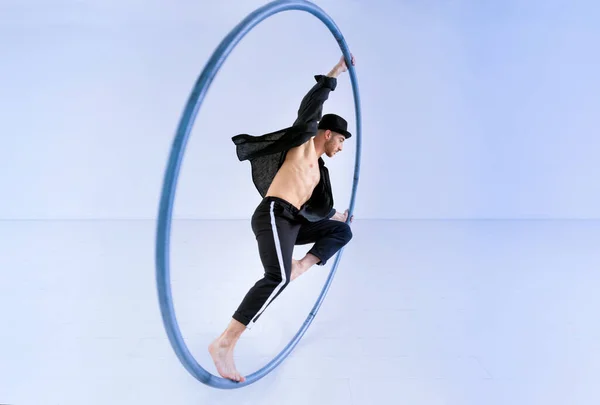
318, 113, 352, 139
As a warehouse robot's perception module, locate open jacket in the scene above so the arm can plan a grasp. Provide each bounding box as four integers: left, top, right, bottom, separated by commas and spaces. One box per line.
231, 74, 338, 222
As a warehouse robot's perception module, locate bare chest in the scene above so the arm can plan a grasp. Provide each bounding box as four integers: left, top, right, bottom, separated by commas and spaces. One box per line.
285, 144, 320, 182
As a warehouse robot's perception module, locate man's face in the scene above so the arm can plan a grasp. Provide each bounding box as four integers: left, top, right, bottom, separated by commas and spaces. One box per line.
325, 132, 345, 157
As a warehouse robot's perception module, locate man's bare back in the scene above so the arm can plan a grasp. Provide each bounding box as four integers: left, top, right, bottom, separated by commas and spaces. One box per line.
265, 138, 321, 210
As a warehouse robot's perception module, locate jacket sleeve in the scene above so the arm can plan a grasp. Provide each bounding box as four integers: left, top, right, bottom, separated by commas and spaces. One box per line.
292, 75, 337, 127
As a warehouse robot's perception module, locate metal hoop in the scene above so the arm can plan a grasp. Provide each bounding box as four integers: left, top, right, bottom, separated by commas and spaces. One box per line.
155, 0, 362, 389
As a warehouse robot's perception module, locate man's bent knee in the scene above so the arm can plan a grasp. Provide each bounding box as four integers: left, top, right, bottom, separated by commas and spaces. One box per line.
339, 222, 353, 245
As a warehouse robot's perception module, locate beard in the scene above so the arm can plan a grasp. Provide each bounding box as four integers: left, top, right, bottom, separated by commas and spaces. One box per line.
325, 140, 337, 157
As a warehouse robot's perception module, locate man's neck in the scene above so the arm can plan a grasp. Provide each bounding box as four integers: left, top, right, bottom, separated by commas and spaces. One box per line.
313, 137, 326, 157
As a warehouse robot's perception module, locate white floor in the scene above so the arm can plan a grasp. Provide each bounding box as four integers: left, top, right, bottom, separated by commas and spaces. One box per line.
1, 219, 599, 405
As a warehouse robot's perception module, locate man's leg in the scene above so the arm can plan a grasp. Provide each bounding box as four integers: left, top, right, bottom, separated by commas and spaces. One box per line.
209, 198, 300, 382
291, 217, 353, 280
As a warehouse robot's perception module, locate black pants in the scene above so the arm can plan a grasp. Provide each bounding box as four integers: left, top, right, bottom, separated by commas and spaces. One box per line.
232, 196, 353, 328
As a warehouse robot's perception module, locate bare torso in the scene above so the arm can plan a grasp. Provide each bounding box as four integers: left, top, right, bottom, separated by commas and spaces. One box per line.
265, 138, 320, 210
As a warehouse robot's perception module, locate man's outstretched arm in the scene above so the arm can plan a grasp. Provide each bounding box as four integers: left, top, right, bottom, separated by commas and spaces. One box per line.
293, 54, 355, 127
326, 54, 355, 78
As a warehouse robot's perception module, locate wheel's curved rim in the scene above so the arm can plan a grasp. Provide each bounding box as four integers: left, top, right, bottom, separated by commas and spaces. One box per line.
155, 0, 361, 389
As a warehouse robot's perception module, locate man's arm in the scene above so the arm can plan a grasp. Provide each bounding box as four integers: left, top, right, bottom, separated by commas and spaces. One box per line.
293, 55, 354, 126
329, 208, 353, 223
326, 54, 354, 78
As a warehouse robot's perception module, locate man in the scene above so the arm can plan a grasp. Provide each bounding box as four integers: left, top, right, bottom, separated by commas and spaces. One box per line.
209, 54, 356, 382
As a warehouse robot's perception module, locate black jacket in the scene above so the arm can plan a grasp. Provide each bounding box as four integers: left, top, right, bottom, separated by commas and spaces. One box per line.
231, 74, 338, 222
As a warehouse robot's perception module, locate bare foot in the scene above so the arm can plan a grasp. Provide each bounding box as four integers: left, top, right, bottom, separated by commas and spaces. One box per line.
208, 338, 246, 382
